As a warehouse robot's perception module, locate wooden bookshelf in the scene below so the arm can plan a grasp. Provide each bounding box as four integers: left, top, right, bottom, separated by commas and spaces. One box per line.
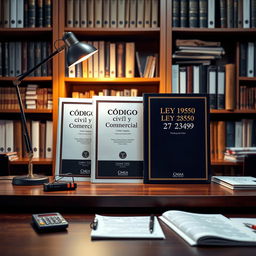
9, 158, 52, 165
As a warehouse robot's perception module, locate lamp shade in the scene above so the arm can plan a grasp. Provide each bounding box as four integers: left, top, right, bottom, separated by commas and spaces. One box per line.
63, 32, 98, 67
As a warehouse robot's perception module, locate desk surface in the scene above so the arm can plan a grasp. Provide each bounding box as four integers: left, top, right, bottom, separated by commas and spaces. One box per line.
1, 177, 256, 212
1, 213, 256, 256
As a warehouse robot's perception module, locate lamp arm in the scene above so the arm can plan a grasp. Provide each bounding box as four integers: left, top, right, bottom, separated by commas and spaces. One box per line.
12, 44, 65, 159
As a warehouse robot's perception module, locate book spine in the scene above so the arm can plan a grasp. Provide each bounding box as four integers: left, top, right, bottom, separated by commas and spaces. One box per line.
247, 42, 254, 77
240, 42, 247, 77
151, 0, 158, 27
99, 41, 105, 78
137, 0, 144, 28
3, 0, 10, 28
10, 0, 17, 28
116, 42, 125, 78
243, 0, 250, 28
37, 0, 43, 27
180, 0, 188, 27
80, 0, 88, 27
95, 0, 103, 27
227, 0, 234, 28
66, 0, 74, 27
110, 0, 117, 28
125, 42, 135, 78
88, 0, 94, 27
74, 0, 80, 27
225, 63, 236, 110
207, 0, 215, 28
172, 0, 180, 27
252, 0, 256, 28
220, 0, 227, 28
28, 0, 36, 27
130, 0, 137, 27
217, 121, 226, 160
217, 65, 225, 110
103, 0, 110, 27
144, 0, 151, 28
125, 0, 130, 27
172, 64, 179, 93
44, 0, 52, 27
237, 0, 243, 28
207, 65, 217, 109
118, 0, 125, 28
189, 0, 199, 28
17, 0, 24, 28
45, 120, 53, 158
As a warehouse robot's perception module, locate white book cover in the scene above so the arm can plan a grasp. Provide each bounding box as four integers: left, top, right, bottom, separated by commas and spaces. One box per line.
5, 120, 14, 153
55, 98, 93, 181
103, 0, 110, 27
68, 65, 76, 77
10, 0, 17, 28
95, 0, 103, 27
80, 0, 87, 27
45, 120, 53, 159
16, 0, 24, 28
247, 42, 254, 77
151, 0, 158, 28
172, 64, 179, 93
91, 96, 144, 183
193, 65, 200, 93
117, 0, 125, 27
130, 0, 137, 27
110, 0, 117, 28
144, 0, 151, 28
31, 120, 40, 158
0, 120, 6, 153
208, 0, 215, 28
137, 0, 144, 28
66, 0, 74, 27
235, 121, 242, 147
243, 0, 250, 28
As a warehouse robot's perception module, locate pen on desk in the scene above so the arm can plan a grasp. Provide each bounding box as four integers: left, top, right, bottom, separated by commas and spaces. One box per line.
149, 215, 154, 233
244, 223, 256, 230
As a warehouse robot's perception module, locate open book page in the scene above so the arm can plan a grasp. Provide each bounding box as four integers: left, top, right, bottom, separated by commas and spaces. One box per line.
230, 218, 256, 235
159, 211, 256, 246
91, 215, 165, 239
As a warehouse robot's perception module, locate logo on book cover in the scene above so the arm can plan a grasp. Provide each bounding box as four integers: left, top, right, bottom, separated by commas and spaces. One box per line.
82, 151, 89, 158
172, 172, 184, 178
119, 151, 127, 159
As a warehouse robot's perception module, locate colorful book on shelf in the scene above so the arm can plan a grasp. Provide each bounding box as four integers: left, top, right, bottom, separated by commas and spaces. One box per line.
159, 210, 256, 246
212, 176, 256, 190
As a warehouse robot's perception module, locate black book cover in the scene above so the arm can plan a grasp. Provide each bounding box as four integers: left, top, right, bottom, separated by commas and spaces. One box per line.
172, 0, 180, 27
143, 94, 210, 184
199, 0, 207, 28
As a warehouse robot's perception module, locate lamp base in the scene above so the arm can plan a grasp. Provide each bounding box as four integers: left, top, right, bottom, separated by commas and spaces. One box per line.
12, 175, 49, 186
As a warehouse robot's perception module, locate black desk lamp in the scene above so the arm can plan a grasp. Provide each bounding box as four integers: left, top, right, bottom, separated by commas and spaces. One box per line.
12, 32, 97, 185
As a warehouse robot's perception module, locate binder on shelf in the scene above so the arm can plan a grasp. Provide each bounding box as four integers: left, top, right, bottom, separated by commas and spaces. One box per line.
39, 122, 46, 158
88, 0, 94, 27
16, 0, 24, 28
207, 65, 217, 109
0, 120, 6, 153
95, 0, 103, 27
217, 65, 225, 110
117, 0, 125, 27
208, 0, 215, 28
10, 0, 17, 28
179, 66, 187, 93
103, 0, 110, 27
125, 42, 135, 78
125, 0, 130, 27
247, 42, 254, 77
172, 65, 179, 93
45, 120, 52, 159
80, 0, 88, 27
66, 0, 74, 27
137, 0, 144, 28
74, 0, 80, 27
93, 41, 99, 78
110, 0, 117, 28
193, 65, 200, 93
110, 42, 116, 78
3, 0, 10, 28
99, 41, 105, 78
243, 0, 250, 28
9, 42, 15, 77
227, 0, 234, 28
144, 0, 151, 28
31, 120, 40, 158
130, 0, 137, 28
15, 42, 22, 76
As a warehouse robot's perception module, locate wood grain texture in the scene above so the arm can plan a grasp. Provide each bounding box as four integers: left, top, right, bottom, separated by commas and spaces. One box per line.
1, 178, 256, 212
1, 213, 256, 256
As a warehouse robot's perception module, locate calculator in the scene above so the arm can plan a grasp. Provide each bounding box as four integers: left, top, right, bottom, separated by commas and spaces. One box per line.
32, 212, 69, 231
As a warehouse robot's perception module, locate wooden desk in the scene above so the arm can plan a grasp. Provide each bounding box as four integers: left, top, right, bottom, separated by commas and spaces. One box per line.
1, 177, 256, 212
1, 213, 256, 256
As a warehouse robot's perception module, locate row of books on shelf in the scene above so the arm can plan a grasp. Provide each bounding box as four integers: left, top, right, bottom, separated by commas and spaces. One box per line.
67, 41, 158, 78
239, 85, 256, 110
172, 63, 235, 110
0, 41, 52, 77
240, 41, 256, 77
0, 0, 52, 28
66, 0, 158, 28
210, 119, 256, 161
0, 84, 53, 110
224, 147, 256, 162
0, 119, 53, 159
72, 88, 139, 98
172, 0, 256, 28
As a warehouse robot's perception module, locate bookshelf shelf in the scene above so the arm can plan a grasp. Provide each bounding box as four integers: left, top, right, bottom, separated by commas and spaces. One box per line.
210, 110, 256, 114
172, 28, 256, 34
64, 27, 160, 37
9, 158, 53, 165
0, 28, 52, 37
0, 77, 52, 82
239, 77, 256, 81
65, 77, 160, 84
211, 160, 242, 166
0, 109, 52, 114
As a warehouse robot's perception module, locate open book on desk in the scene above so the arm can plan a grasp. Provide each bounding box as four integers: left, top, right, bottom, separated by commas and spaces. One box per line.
159, 210, 256, 246
90, 214, 165, 240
